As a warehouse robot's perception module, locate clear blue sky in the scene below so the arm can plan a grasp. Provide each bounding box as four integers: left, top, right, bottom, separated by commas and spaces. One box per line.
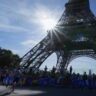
0, 0, 96, 73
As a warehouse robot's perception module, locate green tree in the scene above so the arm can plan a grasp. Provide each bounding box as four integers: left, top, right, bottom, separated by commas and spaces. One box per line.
0, 48, 20, 68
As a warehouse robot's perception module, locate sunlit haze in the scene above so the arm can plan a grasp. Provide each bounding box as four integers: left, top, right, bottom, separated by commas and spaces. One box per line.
41, 17, 57, 31
35, 9, 57, 31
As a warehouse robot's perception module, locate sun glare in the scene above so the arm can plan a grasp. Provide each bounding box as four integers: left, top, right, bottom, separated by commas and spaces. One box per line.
41, 17, 57, 31
36, 10, 57, 31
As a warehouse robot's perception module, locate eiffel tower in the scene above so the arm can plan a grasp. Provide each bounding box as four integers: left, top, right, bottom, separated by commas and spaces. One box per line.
20, 0, 96, 72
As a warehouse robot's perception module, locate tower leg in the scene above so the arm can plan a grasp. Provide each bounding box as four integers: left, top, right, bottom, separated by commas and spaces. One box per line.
56, 50, 70, 74
20, 35, 53, 71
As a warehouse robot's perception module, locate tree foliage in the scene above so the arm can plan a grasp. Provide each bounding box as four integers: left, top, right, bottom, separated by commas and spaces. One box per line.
0, 48, 20, 68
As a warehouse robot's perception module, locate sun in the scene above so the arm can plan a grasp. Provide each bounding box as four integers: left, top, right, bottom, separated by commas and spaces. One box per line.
41, 17, 57, 31
36, 10, 57, 31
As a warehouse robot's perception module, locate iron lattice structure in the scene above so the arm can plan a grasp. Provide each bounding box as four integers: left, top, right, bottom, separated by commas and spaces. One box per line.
20, 0, 96, 72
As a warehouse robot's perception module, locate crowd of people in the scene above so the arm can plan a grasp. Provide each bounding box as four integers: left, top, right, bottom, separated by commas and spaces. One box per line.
0, 66, 96, 89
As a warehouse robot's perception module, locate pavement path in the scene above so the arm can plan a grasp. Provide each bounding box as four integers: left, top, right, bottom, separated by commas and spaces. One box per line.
0, 86, 96, 96
0, 86, 13, 96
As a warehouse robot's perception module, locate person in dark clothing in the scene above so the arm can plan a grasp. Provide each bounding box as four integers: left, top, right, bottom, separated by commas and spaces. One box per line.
69, 66, 73, 74
82, 72, 88, 88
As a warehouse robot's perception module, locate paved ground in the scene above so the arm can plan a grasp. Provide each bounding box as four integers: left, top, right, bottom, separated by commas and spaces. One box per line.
0, 86, 96, 96
0, 86, 13, 96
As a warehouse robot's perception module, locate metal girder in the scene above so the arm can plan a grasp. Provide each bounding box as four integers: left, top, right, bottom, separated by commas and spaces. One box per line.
20, 35, 53, 70
56, 50, 70, 71
66, 49, 96, 66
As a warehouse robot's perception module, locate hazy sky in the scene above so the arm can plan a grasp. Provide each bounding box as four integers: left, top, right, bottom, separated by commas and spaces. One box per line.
0, 0, 96, 73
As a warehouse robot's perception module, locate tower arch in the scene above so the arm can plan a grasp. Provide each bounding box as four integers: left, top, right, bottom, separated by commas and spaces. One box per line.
67, 56, 96, 74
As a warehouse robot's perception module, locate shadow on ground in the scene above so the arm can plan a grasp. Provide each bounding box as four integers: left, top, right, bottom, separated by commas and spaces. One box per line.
0, 86, 96, 96
8, 86, 96, 96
